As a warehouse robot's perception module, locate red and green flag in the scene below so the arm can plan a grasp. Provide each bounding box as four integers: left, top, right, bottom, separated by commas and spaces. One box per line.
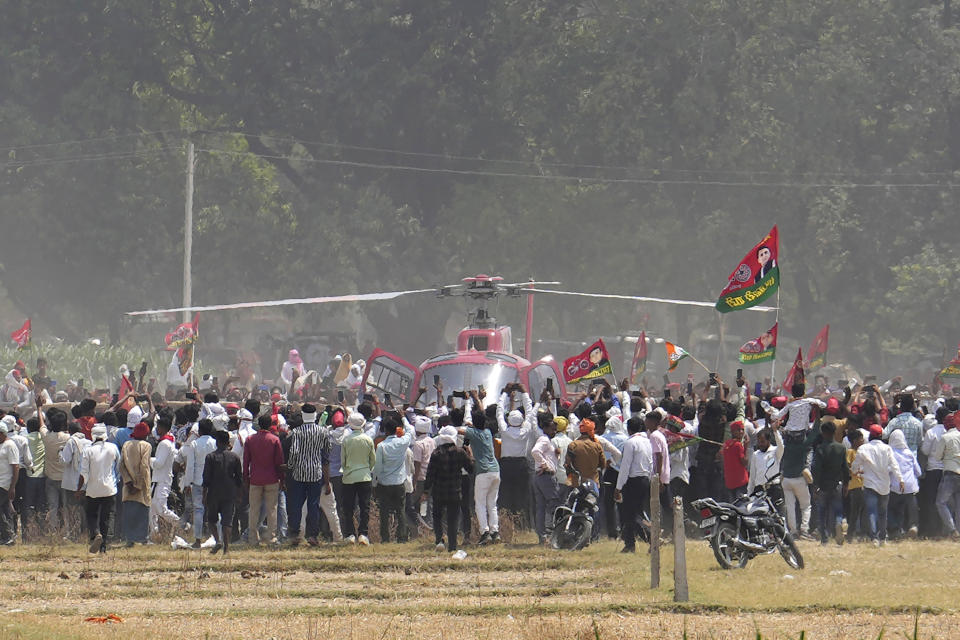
806, 324, 829, 371
9, 319, 30, 350
716, 225, 780, 313
939, 345, 960, 380
782, 348, 805, 391
665, 341, 690, 372
629, 331, 648, 385
563, 339, 613, 384
739, 323, 778, 364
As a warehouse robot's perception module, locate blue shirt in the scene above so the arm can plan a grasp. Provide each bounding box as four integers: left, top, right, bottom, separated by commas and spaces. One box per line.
373, 431, 414, 486
601, 431, 628, 471
464, 426, 500, 474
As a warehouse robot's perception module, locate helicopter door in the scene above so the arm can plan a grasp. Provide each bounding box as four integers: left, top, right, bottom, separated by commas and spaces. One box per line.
361, 348, 421, 404
522, 357, 568, 403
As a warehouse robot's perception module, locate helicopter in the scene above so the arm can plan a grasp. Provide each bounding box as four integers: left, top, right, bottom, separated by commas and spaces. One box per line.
126, 274, 776, 406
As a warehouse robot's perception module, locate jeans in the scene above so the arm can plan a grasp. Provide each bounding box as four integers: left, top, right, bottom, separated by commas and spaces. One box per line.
277, 490, 288, 538
376, 483, 407, 543
600, 467, 620, 538
620, 475, 651, 549
405, 479, 427, 536
0, 488, 15, 542
341, 481, 371, 538
21, 475, 46, 539
474, 471, 500, 534
433, 498, 460, 551
814, 483, 843, 542
190, 483, 205, 539
533, 471, 561, 540
45, 481, 67, 532
459, 473, 473, 539
846, 487, 866, 541
85, 495, 114, 541
888, 492, 918, 535
936, 471, 960, 534
782, 476, 811, 535
864, 488, 890, 541
287, 479, 333, 540
247, 482, 280, 544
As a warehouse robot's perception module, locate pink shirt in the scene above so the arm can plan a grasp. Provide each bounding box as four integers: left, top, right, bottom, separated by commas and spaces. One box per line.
649, 429, 671, 485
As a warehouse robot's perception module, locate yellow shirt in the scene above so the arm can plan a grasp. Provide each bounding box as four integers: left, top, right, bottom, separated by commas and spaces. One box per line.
846, 448, 863, 490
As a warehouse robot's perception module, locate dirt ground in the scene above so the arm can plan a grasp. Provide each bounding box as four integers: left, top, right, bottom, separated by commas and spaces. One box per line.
0, 536, 954, 639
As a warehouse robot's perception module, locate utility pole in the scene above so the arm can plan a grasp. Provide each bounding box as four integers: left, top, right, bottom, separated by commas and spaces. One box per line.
183, 140, 195, 323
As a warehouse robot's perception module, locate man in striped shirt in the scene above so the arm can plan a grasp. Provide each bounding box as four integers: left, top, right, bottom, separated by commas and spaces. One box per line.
286, 404, 342, 546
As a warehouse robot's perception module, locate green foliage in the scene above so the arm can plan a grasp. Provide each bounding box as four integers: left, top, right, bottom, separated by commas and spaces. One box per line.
2, 0, 960, 373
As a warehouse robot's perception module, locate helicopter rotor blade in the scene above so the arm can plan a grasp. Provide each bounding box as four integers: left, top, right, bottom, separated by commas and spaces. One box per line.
125, 288, 436, 316
527, 288, 777, 312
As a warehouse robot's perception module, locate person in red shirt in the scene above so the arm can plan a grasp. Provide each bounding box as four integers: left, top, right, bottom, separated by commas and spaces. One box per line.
243, 414, 285, 546
722, 421, 750, 501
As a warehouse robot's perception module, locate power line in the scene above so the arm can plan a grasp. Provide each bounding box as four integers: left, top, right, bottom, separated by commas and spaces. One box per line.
199, 146, 960, 189
1, 146, 182, 169
205, 130, 960, 179
0, 129, 183, 154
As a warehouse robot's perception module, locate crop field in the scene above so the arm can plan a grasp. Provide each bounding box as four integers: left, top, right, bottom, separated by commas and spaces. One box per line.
0, 534, 956, 640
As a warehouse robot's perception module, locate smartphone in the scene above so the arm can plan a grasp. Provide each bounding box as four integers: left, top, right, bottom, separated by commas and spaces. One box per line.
754, 382, 763, 396
111, 393, 119, 404
384, 392, 392, 405
78, 378, 84, 389
337, 390, 345, 403
363, 393, 375, 403
709, 372, 717, 386
478, 383, 485, 395
185, 392, 196, 401
433, 374, 440, 386
736, 368, 743, 380
137, 394, 149, 402
664, 388, 671, 399
545, 378, 553, 393
453, 390, 466, 399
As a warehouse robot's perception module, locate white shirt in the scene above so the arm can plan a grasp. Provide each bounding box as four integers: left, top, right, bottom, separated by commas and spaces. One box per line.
80, 440, 120, 498
774, 398, 827, 432
60, 433, 90, 491
552, 432, 573, 485
496, 393, 537, 458
891, 447, 921, 494
853, 439, 903, 496
616, 432, 653, 490
921, 424, 946, 471
184, 434, 217, 486
668, 425, 697, 484
748, 429, 784, 493
0, 439, 20, 489
151, 437, 177, 486
532, 434, 559, 475
8, 432, 32, 474
232, 420, 256, 458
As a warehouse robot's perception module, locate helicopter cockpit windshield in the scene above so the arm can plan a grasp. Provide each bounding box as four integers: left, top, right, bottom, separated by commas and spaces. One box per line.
419, 361, 520, 408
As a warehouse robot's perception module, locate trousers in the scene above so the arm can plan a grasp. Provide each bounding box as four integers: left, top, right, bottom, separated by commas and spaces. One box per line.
150, 482, 180, 535
474, 471, 500, 534
936, 471, 960, 534
864, 488, 890, 541
620, 475, 651, 549
376, 483, 407, 543
248, 482, 280, 544
341, 481, 371, 538
85, 495, 114, 541
532, 471, 561, 539
433, 498, 461, 551
782, 476, 811, 535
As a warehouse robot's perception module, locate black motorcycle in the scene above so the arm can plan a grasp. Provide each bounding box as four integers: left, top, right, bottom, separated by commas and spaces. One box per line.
692, 473, 803, 570
550, 472, 601, 550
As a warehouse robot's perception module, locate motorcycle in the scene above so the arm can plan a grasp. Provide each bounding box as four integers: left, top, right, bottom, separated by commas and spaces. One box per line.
691, 473, 804, 570
550, 471, 600, 550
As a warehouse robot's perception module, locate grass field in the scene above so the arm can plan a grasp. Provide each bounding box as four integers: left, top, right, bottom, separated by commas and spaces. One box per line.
0, 534, 956, 640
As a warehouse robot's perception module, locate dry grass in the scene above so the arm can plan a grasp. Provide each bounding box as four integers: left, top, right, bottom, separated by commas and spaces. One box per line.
0, 534, 957, 639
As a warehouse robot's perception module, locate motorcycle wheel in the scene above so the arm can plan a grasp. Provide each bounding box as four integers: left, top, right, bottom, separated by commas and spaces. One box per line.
549, 514, 593, 550
778, 532, 804, 570
711, 522, 749, 569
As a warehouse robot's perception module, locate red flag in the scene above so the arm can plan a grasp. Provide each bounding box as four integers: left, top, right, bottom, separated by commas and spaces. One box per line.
806, 324, 829, 371
716, 225, 780, 313
563, 339, 613, 385
10, 319, 30, 349
782, 348, 805, 391
629, 332, 648, 385
165, 314, 199, 350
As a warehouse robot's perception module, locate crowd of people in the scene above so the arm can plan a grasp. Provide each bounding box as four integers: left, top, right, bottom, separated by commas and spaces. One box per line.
0, 354, 958, 556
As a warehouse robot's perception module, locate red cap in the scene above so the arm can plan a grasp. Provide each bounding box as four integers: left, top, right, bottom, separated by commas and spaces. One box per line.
771, 396, 788, 410
826, 397, 841, 417
270, 393, 282, 403
868, 424, 883, 439
331, 411, 345, 428
945, 413, 958, 430
132, 421, 151, 440
730, 420, 744, 432
14, 361, 25, 371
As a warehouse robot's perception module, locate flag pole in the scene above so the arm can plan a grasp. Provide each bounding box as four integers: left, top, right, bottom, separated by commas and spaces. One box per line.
686, 353, 714, 375
770, 287, 780, 389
